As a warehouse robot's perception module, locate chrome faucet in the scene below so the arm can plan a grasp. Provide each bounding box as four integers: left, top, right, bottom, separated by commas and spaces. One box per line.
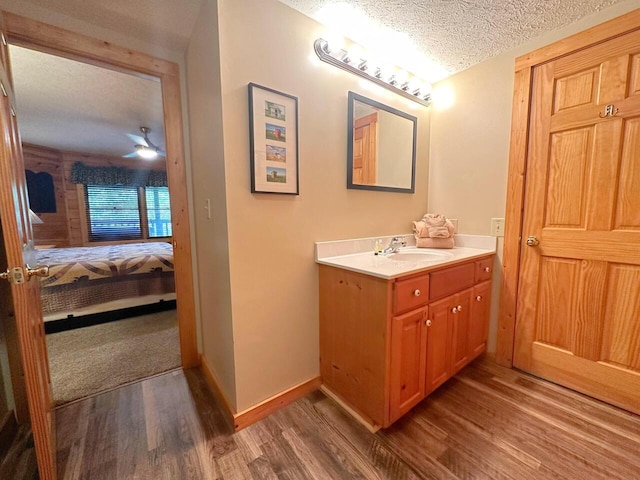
383, 236, 407, 254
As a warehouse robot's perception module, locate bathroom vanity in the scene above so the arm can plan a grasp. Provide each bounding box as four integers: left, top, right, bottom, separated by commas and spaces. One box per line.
316, 235, 496, 429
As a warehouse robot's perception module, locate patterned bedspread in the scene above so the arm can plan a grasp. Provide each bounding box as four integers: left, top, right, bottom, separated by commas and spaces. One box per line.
36, 242, 174, 287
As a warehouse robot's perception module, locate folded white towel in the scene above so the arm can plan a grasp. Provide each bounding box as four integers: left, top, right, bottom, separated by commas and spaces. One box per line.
422, 213, 452, 238
412, 220, 429, 238
416, 236, 455, 249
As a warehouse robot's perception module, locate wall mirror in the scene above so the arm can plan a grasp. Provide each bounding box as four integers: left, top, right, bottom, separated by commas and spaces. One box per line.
347, 91, 417, 193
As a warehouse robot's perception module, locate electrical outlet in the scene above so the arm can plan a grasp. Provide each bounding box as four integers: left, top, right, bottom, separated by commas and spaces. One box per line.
491, 218, 505, 237
448, 218, 458, 234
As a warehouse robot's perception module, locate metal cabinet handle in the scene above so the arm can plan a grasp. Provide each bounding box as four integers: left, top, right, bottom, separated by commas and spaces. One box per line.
451, 307, 457, 314
457, 305, 462, 312
484, 266, 490, 273
476, 295, 482, 301
425, 319, 432, 327
413, 289, 421, 297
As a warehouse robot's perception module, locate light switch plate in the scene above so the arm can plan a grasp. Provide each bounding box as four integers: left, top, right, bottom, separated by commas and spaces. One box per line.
491, 218, 505, 237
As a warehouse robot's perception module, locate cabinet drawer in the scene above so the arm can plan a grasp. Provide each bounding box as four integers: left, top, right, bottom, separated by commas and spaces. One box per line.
475, 257, 493, 283
429, 263, 474, 301
394, 274, 429, 314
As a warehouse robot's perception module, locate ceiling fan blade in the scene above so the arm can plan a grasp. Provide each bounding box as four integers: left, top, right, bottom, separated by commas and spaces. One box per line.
126, 133, 148, 146
122, 152, 139, 158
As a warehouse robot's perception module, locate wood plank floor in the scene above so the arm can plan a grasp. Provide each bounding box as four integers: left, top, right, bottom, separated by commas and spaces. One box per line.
56, 357, 640, 479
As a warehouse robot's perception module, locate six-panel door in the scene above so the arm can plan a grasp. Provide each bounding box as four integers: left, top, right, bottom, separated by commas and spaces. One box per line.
514, 27, 640, 414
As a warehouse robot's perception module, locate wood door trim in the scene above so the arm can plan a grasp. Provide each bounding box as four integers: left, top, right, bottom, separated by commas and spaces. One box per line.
2, 12, 199, 369
497, 9, 640, 367
515, 8, 640, 70
3, 12, 177, 77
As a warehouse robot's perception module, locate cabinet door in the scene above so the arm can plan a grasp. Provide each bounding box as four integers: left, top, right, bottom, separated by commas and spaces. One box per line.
389, 307, 428, 423
469, 281, 492, 358
425, 297, 451, 393
450, 288, 473, 374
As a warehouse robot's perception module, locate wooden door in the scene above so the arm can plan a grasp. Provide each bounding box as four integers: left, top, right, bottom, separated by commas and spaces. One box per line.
450, 289, 472, 374
469, 281, 491, 358
389, 307, 427, 423
514, 28, 640, 414
0, 14, 56, 479
425, 297, 450, 393
352, 113, 377, 185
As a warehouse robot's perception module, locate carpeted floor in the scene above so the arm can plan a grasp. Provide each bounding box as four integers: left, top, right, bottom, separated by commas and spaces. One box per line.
46, 309, 181, 405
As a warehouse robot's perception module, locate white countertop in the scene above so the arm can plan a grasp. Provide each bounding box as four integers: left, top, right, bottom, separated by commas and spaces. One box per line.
315, 234, 497, 280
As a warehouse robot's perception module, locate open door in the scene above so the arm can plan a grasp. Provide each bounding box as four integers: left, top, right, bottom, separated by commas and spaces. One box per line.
0, 13, 56, 480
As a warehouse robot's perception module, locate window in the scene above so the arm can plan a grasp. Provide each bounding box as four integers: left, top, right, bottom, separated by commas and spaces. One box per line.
85, 185, 172, 241
145, 186, 172, 238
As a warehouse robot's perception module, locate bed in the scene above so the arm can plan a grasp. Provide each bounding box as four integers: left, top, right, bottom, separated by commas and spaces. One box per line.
36, 242, 175, 321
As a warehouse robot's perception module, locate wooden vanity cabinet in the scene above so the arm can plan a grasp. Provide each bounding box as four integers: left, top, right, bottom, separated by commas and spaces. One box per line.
389, 307, 428, 421
469, 281, 492, 357
426, 288, 473, 393
319, 254, 493, 428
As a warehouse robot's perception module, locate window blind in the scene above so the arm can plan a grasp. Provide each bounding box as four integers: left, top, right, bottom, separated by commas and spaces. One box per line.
145, 186, 172, 238
86, 185, 142, 241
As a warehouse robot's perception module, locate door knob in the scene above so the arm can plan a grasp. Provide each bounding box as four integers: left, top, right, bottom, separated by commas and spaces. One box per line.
26, 265, 49, 278
526, 236, 539, 247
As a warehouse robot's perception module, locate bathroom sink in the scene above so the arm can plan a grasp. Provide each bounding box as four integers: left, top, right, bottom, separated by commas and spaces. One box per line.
387, 249, 454, 262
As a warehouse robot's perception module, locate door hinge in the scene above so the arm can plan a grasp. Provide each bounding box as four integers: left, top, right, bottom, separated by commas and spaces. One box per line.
0, 267, 26, 284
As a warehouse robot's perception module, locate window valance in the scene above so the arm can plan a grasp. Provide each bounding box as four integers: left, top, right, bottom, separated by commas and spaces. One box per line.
70, 162, 168, 187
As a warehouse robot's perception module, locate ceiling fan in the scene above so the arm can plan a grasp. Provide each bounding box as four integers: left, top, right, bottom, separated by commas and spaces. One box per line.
123, 126, 165, 160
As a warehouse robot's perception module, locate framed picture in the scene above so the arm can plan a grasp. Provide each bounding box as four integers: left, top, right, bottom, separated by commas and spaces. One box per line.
248, 83, 299, 194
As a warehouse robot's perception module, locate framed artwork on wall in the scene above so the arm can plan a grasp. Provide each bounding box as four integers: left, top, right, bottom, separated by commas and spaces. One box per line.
248, 83, 299, 195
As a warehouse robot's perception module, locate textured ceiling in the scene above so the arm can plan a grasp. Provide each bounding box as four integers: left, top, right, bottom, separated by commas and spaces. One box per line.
3, 0, 627, 157
10, 45, 165, 157
279, 0, 624, 79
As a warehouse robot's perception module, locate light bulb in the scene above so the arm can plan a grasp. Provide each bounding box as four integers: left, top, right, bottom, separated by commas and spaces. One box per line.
347, 45, 363, 63
136, 145, 159, 160
395, 70, 409, 85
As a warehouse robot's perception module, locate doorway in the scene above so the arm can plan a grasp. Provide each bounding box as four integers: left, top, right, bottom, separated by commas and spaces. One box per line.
0, 11, 198, 479
498, 9, 640, 415
9, 44, 182, 405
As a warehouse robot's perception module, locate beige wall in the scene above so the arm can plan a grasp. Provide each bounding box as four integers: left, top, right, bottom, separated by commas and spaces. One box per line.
205, 0, 430, 411
186, 0, 237, 407
429, 0, 640, 352
377, 109, 414, 188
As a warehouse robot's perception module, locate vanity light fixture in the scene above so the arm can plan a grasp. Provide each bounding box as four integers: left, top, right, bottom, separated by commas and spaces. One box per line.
313, 38, 432, 107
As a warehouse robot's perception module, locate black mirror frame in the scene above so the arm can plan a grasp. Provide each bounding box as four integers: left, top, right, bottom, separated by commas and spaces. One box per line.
347, 91, 417, 193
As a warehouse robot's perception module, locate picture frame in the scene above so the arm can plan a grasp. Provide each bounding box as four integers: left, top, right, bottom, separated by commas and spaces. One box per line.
248, 83, 299, 195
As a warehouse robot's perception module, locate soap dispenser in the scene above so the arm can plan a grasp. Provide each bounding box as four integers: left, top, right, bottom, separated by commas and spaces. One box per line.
374, 239, 383, 254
